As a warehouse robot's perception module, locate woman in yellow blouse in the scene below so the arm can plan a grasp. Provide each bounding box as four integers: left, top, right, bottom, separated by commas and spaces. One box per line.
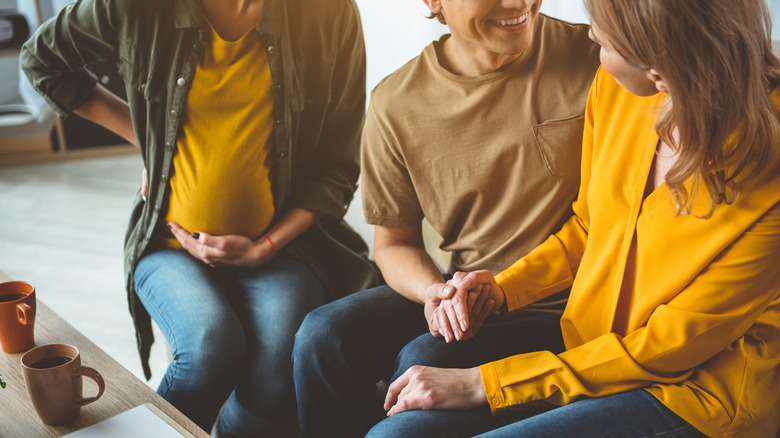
369, 0, 780, 437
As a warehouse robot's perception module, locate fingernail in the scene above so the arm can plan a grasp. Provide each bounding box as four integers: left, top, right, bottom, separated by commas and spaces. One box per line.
141, 195, 147, 202
454, 328, 462, 340
191, 232, 200, 239
460, 320, 467, 331
444, 332, 451, 343
443, 285, 454, 295
166, 223, 172, 229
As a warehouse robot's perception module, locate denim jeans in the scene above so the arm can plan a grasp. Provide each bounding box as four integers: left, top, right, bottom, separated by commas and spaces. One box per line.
366, 389, 707, 438
134, 249, 325, 437
292, 284, 566, 438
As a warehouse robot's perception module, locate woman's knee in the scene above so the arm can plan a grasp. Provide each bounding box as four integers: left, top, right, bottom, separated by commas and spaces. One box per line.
173, 322, 247, 373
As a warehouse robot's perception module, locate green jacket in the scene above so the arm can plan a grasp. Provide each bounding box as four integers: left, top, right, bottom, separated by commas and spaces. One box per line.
22, 0, 379, 379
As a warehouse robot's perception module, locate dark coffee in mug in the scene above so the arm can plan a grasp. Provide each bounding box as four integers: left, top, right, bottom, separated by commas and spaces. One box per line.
0, 293, 26, 302
31, 356, 73, 369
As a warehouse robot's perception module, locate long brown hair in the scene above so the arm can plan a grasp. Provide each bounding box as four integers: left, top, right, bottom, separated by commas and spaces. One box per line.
586, 0, 780, 215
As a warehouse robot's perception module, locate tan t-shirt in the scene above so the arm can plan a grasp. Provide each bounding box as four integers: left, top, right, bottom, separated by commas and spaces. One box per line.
361, 14, 600, 273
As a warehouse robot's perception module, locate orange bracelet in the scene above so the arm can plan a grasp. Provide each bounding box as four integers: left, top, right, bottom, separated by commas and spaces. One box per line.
264, 235, 278, 254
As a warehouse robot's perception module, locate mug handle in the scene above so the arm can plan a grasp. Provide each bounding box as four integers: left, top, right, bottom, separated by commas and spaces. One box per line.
16, 303, 33, 325
72, 366, 106, 407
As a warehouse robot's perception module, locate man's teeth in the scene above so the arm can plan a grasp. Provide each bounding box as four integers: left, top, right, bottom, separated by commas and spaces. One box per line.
495, 14, 528, 26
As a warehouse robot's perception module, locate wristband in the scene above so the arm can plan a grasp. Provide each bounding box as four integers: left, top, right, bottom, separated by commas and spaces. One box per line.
264, 235, 278, 254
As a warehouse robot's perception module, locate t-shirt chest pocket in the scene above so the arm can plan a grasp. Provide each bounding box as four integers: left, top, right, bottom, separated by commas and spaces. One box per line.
532, 114, 585, 180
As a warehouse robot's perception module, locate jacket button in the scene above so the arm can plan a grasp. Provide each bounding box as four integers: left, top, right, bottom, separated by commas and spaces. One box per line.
275, 119, 282, 125
177, 77, 186, 87
279, 152, 285, 158
267, 45, 275, 54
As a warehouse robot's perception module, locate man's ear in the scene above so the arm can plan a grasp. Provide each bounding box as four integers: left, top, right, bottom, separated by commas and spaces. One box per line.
647, 68, 669, 93
422, 0, 442, 14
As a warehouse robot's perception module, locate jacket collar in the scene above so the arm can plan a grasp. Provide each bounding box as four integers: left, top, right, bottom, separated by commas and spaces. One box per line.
173, 0, 283, 37
173, 0, 202, 29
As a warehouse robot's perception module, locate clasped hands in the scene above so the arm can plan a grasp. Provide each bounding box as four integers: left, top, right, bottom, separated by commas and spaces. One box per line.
424, 270, 506, 343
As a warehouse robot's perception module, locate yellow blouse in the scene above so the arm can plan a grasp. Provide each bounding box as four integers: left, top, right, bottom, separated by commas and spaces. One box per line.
160, 18, 275, 248
484, 68, 780, 437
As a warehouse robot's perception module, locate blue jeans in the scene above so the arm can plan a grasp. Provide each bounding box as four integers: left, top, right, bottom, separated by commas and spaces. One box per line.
292, 284, 566, 438
134, 249, 325, 437
366, 389, 706, 438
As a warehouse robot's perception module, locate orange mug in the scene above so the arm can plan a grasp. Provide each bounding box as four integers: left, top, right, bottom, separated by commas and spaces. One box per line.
21, 343, 105, 425
0, 281, 36, 353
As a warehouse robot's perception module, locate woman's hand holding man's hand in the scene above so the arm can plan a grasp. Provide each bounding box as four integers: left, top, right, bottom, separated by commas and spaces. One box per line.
424, 270, 506, 342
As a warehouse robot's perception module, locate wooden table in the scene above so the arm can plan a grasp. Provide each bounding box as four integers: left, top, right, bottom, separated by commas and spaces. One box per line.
0, 273, 210, 438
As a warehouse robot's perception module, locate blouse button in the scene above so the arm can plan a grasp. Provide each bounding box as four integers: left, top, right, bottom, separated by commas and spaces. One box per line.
170, 110, 178, 120
177, 77, 186, 87
491, 398, 500, 406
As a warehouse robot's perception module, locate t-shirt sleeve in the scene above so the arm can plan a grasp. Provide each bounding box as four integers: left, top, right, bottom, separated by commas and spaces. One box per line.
360, 99, 424, 227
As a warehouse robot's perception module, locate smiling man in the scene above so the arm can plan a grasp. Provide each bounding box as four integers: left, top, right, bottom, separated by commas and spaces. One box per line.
292, 1, 599, 436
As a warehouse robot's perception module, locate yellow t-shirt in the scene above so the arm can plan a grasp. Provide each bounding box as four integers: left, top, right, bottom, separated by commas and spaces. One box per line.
483, 68, 780, 437
159, 18, 275, 248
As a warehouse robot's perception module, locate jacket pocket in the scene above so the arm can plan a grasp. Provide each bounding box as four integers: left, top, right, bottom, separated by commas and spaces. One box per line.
532, 114, 585, 179
117, 39, 162, 102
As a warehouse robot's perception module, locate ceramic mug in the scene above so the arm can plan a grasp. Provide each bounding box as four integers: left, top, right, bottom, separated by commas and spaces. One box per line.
21, 343, 105, 425
0, 281, 36, 353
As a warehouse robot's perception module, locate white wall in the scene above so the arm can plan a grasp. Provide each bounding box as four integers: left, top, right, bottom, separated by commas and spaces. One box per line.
770, 0, 780, 39
354, 0, 444, 91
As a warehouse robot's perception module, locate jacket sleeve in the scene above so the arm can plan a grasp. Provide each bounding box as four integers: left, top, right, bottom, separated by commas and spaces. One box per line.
20, 0, 121, 118
482, 203, 780, 412
288, 1, 366, 219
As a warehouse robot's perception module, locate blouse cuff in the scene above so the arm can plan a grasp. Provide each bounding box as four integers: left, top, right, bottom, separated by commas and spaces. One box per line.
480, 362, 508, 414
